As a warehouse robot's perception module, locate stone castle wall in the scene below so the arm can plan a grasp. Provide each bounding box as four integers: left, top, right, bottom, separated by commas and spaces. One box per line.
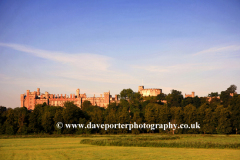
138, 86, 162, 97
21, 88, 118, 110
185, 92, 195, 98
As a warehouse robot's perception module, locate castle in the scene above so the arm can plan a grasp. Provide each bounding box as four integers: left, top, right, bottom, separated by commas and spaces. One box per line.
21, 86, 164, 110
20, 88, 119, 110
21, 86, 209, 110
185, 92, 195, 98
138, 86, 162, 97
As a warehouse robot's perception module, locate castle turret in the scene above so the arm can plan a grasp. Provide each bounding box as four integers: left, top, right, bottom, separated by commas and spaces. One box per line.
20, 94, 24, 107
76, 89, 80, 98
37, 88, 40, 96
192, 92, 195, 97
45, 92, 49, 99
104, 92, 110, 103
138, 86, 144, 92
115, 94, 118, 101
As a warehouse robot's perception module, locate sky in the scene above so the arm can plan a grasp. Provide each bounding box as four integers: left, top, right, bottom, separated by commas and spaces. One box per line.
0, 0, 240, 108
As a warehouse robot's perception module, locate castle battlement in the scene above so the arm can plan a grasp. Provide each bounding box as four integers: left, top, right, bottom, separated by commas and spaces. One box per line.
21, 88, 114, 110
138, 86, 162, 97
185, 92, 195, 98
21, 86, 163, 110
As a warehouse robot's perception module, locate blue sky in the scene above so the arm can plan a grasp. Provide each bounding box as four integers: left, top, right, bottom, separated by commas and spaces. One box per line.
0, 0, 240, 108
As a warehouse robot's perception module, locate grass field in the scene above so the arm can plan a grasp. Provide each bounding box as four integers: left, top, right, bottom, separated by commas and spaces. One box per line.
0, 134, 240, 160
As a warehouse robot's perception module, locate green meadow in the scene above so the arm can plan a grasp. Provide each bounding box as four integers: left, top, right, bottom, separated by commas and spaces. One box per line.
0, 134, 240, 160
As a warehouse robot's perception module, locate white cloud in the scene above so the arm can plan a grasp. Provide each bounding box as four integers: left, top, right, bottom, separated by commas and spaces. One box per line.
132, 63, 223, 73
0, 42, 138, 84
193, 45, 240, 56
0, 42, 111, 71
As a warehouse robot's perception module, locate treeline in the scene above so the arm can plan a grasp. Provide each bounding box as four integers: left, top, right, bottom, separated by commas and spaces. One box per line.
0, 85, 239, 135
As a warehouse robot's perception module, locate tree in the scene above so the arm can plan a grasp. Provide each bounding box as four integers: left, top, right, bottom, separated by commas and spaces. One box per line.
166, 90, 183, 107
104, 102, 118, 134
156, 93, 166, 101
144, 103, 157, 124
182, 97, 193, 107
62, 102, 84, 134
183, 104, 197, 133
156, 105, 169, 125
117, 106, 130, 133
208, 92, 219, 97
41, 105, 59, 134
221, 85, 237, 107
90, 107, 104, 125
0, 106, 7, 134
120, 88, 134, 100
42, 110, 52, 133
226, 85, 237, 94
198, 104, 215, 134
229, 95, 240, 134
192, 96, 201, 108
82, 105, 104, 133
28, 104, 44, 133
170, 107, 183, 134
53, 108, 64, 134
156, 93, 166, 104
82, 101, 92, 111
156, 105, 169, 133
15, 107, 29, 134
131, 109, 142, 134
216, 105, 232, 134
130, 92, 143, 104
76, 118, 90, 134
144, 103, 159, 133
220, 91, 230, 107
4, 109, 17, 135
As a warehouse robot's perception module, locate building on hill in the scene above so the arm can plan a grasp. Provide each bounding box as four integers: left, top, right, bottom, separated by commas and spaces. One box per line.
185, 92, 195, 98
207, 92, 238, 102
20, 88, 119, 110
138, 86, 162, 97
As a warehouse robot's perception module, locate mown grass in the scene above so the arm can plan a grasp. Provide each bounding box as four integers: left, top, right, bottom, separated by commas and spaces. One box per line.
0, 135, 240, 160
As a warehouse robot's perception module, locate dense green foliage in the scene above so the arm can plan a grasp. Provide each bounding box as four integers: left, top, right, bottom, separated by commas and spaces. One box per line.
0, 85, 239, 135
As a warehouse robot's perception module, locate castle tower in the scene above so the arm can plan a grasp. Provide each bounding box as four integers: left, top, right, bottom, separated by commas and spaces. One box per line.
138, 86, 144, 92
20, 94, 24, 107
192, 92, 195, 97
45, 92, 49, 106
26, 90, 30, 109
115, 94, 118, 101
37, 88, 40, 96
76, 89, 80, 98
45, 92, 49, 99
33, 91, 37, 98
104, 92, 110, 104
